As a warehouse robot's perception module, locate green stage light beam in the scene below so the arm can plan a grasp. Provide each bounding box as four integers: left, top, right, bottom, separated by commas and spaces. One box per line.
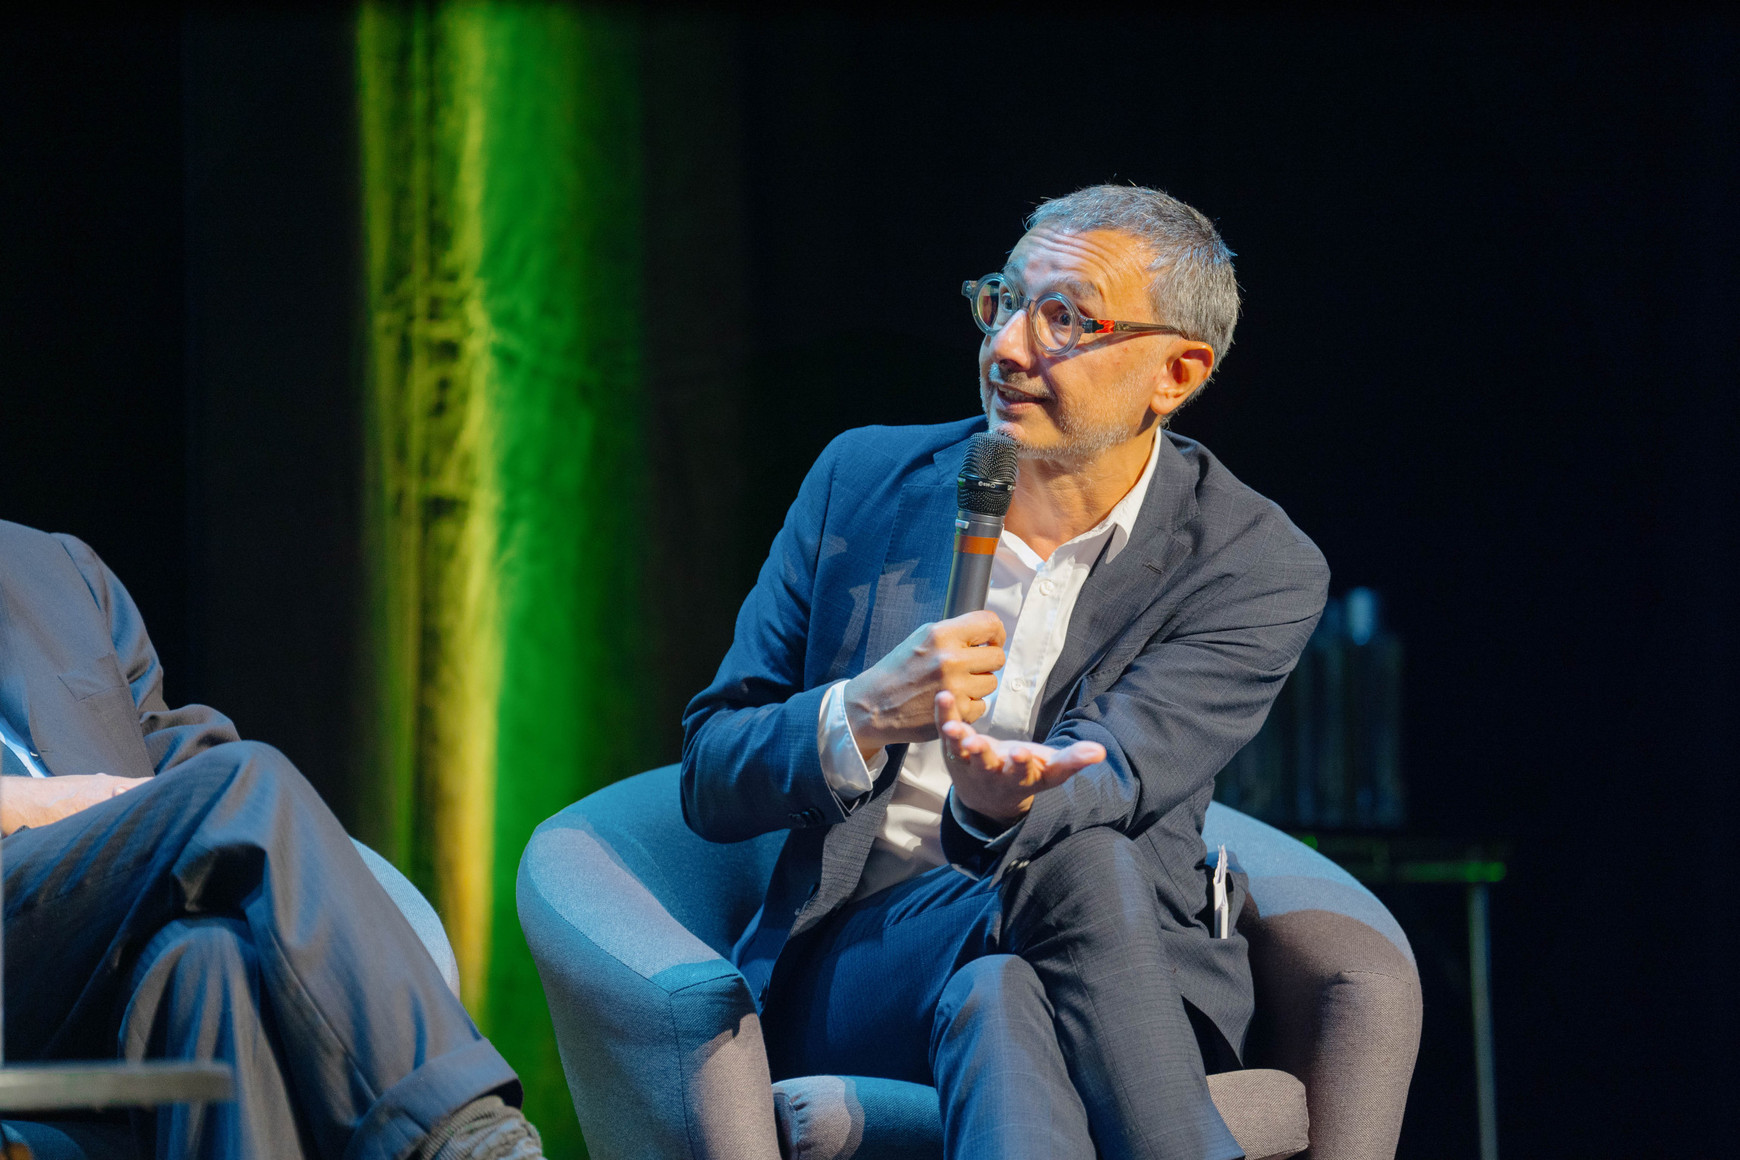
358, 4, 648, 1152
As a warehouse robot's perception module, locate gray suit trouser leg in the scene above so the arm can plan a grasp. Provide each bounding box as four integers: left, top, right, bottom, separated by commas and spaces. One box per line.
123, 916, 309, 1158
930, 954, 1093, 1157
758, 826, 1244, 1160
2, 740, 517, 1160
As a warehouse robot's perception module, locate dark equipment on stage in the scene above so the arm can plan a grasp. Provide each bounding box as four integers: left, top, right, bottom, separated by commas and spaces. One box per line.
1216, 587, 1406, 829
944, 432, 1020, 618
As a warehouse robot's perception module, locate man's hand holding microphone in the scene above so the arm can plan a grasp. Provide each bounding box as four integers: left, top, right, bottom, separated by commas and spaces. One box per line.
840, 610, 1104, 829
839, 431, 1105, 832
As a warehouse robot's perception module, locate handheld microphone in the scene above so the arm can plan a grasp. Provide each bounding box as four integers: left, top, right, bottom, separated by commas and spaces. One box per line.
943, 432, 1020, 618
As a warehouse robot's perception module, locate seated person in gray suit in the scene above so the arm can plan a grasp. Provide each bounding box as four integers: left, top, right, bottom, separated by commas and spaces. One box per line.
682, 185, 1328, 1160
0, 521, 545, 1160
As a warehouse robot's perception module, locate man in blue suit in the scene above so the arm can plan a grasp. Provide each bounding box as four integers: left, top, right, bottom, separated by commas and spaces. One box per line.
682, 185, 1328, 1159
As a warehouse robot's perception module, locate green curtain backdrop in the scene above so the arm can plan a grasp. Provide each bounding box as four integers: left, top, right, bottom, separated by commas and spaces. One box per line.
357, 3, 646, 1150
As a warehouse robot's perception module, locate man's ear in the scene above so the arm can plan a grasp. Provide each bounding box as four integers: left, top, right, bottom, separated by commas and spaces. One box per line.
1150, 342, 1216, 420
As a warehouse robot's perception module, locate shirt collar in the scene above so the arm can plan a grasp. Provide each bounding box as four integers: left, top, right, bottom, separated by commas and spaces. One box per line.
1098, 428, 1162, 564
1001, 429, 1163, 569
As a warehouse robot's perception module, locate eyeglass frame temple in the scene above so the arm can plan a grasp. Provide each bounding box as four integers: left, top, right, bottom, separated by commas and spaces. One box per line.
1082, 318, 1186, 337
963, 277, 1187, 340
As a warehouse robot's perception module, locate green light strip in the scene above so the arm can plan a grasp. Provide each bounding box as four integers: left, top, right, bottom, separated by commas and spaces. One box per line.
358, 4, 645, 1151
1395, 861, 1508, 885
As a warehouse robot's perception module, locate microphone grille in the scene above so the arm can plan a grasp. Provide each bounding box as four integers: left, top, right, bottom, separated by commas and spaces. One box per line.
957, 432, 1020, 516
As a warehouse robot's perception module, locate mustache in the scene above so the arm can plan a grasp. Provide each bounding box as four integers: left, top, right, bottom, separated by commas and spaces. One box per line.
984, 368, 1051, 401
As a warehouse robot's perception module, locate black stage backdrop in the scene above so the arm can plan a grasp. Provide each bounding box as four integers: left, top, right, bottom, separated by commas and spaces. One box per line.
1, 10, 1734, 1157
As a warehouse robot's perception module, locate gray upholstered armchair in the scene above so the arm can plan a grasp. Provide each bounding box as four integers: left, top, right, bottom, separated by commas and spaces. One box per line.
518, 766, 1422, 1160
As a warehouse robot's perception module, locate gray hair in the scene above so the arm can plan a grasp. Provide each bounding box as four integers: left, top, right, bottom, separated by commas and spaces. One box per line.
1026, 184, 1240, 386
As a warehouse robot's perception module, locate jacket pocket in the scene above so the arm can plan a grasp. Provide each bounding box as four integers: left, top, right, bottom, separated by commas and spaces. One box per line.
59, 653, 129, 702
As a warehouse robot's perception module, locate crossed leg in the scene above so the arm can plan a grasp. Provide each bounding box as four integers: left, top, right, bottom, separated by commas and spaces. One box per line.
2, 740, 516, 1160
757, 826, 1244, 1160
122, 916, 308, 1158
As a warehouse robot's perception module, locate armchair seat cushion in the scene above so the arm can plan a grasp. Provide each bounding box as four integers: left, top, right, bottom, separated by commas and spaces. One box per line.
772, 1076, 939, 1160
770, 1068, 1308, 1160
1206, 1069, 1311, 1160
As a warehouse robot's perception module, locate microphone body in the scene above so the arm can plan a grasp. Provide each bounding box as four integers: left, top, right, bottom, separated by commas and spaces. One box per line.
944, 509, 1004, 618
942, 432, 1020, 618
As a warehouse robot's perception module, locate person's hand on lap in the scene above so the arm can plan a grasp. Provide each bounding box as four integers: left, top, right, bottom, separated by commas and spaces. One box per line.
0, 773, 150, 835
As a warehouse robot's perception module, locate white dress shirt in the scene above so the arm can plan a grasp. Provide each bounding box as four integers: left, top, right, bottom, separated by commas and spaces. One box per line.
817, 431, 1162, 900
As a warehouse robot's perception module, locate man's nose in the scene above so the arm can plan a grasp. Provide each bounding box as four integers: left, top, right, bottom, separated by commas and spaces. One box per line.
986, 307, 1033, 367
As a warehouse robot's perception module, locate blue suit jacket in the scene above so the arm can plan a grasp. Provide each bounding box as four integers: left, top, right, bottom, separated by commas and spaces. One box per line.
681, 418, 1328, 1048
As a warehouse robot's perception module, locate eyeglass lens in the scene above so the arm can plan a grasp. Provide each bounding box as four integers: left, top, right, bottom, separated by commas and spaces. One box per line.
972, 279, 1008, 332
1031, 296, 1079, 354
971, 277, 1080, 355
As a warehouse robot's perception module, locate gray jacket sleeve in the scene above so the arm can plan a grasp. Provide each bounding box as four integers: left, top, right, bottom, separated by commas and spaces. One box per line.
55, 534, 241, 773
996, 522, 1329, 874
680, 435, 858, 842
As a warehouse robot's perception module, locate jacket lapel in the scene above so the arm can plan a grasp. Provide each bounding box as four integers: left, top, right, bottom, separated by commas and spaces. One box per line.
801, 443, 964, 933
863, 473, 958, 664
1033, 431, 1200, 738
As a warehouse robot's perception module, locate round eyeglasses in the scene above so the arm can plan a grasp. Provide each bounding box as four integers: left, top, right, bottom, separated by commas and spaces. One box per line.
962, 275, 1186, 356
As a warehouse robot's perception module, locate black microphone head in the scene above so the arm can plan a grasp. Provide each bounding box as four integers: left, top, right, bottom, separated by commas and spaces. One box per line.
957, 431, 1020, 517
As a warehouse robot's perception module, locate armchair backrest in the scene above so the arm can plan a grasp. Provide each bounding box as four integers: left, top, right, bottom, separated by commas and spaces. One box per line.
521, 768, 790, 1160
566, 765, 783, 959
1203, 802, 1414, 968
569, 774, 1420, 985
353, 839, 462, 997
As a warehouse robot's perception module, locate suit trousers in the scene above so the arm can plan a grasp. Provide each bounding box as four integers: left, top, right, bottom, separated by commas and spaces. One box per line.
0, 741, 516, 1160
757, 826, 1243, 1160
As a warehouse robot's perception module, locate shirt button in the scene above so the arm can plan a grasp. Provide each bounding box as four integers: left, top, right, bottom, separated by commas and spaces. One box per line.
1039, 579, 1056, 595
1009, 676, 1028, 692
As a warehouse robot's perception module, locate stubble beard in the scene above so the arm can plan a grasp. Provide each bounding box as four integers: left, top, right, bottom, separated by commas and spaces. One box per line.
980, 370, 1146, 464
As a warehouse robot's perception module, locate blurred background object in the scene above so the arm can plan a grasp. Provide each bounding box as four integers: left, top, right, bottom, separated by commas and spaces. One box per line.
1218, 587, 1407, 831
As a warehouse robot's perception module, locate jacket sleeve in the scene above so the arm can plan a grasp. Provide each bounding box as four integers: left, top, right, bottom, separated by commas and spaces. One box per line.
680, 436, 866, 843
55, 534, 241, 774
959, 522, 1329, 876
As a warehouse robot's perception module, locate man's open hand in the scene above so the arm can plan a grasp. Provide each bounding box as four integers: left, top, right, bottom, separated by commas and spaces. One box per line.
843, 611, 1007, 758
935, 690, 1106, 828
0, 773, 150, 836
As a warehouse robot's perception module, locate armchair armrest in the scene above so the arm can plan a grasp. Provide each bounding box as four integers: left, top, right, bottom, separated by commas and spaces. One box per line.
1244, 911, 1421, 1160
518, 804, 782, 1160
352, 839, 459, 998
1205, 803, 1422, 1160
